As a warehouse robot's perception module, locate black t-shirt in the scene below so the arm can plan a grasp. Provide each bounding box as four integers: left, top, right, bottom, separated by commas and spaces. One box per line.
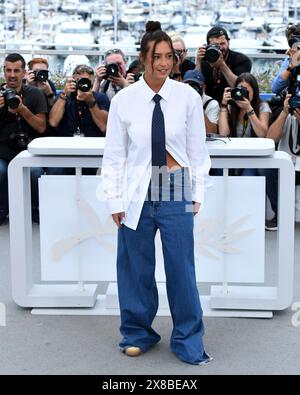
58, 92, 110, 137
0, 84, 48, 161
201, 49, 252, 103
180, 58, 195, 78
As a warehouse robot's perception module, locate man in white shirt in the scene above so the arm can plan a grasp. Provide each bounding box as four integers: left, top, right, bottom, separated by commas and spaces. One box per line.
183, 69, 220, 133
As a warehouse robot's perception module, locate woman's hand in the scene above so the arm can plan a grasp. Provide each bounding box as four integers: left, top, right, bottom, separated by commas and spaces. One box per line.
112, 212, 125, 227
234, 97, 252, 112
193, 202, 201, 216
221, 87, 232, 106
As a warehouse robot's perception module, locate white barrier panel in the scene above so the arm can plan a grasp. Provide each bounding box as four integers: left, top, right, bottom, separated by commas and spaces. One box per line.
40, 175, 265, 284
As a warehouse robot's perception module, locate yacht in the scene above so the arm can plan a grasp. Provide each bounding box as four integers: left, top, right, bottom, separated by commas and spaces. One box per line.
54, 19, 95, 50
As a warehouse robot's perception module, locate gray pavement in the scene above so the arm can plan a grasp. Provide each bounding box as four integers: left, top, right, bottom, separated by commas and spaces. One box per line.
0, 221, 300, 375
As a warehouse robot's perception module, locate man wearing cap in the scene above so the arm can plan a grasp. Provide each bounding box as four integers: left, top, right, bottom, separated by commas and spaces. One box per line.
183, 69, 220, 133
196, 25, 252, 104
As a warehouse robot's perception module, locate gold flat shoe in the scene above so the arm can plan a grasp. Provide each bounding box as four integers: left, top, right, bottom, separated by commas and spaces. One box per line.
125, 346, 142, 357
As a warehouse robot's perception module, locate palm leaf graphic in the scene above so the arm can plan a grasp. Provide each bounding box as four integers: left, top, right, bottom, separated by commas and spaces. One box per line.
226, 215, 251, 233
224, 228, 255, 243
51, 232, 92, 261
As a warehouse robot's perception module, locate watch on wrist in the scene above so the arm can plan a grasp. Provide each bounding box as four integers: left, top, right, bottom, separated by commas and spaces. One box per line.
59, 92, 67, 101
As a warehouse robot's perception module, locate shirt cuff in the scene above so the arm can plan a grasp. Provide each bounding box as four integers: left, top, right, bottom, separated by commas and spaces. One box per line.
106, 199, 124, 214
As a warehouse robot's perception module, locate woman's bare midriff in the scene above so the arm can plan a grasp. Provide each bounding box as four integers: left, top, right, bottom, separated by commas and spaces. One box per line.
166, 151, 182, 171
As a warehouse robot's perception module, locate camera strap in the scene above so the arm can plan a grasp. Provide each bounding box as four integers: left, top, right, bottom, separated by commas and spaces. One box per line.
73, 99, 85, 136
203, 98, 214, 111
241, 114, 249, 138
15, 90, 24, 132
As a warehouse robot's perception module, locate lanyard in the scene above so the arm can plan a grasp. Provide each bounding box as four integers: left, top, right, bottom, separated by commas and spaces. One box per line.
73, 99, 85, 136
15, 90, 23, 132
241, 115, 248, 137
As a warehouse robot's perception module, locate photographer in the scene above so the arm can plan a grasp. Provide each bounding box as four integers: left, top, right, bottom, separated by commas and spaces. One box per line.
170, 34, 195, 79
49, 64, 109, 137
93, 48, 135, 100
26, 57, 56, 109
271, 24, 300, 95
48, 64, 109, 176
0, 53, 47, 225
183, 69, 220, 133
219, 73, 270, 176
260, 93, 300, 230
196, 26, 252, 103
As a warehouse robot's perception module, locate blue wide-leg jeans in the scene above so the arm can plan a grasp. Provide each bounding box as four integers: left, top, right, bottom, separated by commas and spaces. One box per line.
117, 168, 209, 364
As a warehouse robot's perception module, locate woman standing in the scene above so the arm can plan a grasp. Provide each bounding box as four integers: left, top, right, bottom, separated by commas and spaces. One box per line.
102, 21, 211, 365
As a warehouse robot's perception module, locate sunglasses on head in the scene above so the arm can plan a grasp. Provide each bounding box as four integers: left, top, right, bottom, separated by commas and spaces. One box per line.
105, 48, 125, 57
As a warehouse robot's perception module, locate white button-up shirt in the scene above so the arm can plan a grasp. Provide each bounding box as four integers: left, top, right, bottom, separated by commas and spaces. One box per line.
102, 76, 211, 230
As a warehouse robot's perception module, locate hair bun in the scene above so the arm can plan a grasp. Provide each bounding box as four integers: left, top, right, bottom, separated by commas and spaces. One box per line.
145, 21, 161, 33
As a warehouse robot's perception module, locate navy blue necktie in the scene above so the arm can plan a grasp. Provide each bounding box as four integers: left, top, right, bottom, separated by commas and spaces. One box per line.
151, 94, 166, 168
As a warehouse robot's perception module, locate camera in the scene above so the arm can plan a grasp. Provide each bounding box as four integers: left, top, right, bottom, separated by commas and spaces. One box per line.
104, 63, 119, 79
204, 44, 221, 63
289, 95, 300, 111
9, 131, 31, 152
134, 73, 141, 82
231, 86, 249, 101
288, 34, 300, 49
189, 82, 203, 96
288, 74, 300, 111
76, 77, 92, 92
33, 69, 49, 82
0, 88, 20, 109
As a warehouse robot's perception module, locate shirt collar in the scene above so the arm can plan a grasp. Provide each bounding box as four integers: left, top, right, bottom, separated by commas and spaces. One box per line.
140, 75, 172, 103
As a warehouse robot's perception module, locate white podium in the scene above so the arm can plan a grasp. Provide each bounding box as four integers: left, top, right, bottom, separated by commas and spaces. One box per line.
8, 137, 295, 317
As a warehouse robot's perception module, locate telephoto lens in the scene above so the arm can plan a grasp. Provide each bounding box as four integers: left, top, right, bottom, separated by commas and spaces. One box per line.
204, 44, 221, 63
33, 69, 49, 82
76, 78, 92, 92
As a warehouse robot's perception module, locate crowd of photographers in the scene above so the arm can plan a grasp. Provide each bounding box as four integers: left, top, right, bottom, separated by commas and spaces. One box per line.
1, 23, 300, 229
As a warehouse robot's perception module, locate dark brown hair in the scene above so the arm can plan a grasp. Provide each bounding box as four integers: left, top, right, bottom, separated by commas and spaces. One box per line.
229, 73, 261, 137
285, 23, 300, 40
5, 53, 26, 69
140, 21, 174, 65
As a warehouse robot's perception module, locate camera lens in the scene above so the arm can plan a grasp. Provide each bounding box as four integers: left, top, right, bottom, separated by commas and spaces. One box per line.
10, 132, 30, 151
76, 78, 92, 92
231, 86, 249, 101
34, 69, 49, 82
289, 95, 300, 110
4, 89, 20, 109
105, 63, 119, 79
204, 45, 221, 63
